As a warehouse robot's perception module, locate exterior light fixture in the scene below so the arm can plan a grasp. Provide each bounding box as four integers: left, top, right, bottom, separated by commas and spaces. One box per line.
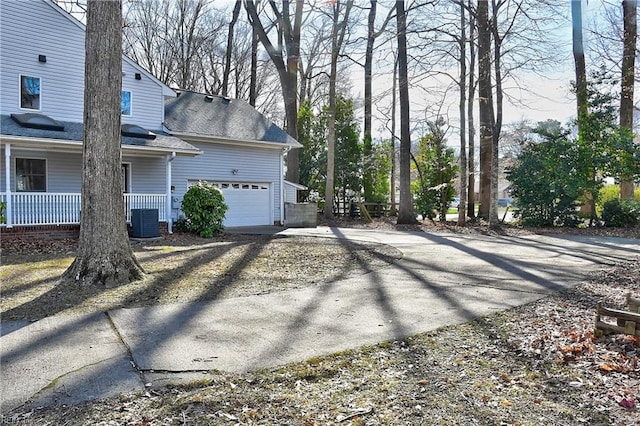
38, 55, 46, 63
231, 169, 238, 175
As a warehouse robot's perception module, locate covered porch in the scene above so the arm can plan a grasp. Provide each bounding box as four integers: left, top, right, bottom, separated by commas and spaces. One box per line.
0, 192, 166, 227
0, 116, 201, 233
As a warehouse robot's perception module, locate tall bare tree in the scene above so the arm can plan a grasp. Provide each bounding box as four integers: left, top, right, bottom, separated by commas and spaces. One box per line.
467, 0, 477, 219
620, 0, 637, 200
396, 0, 416, 224
477, 0, 498, 225
324, 0, 354, 218
222, 0, 242, 97
363, 2, 396, 202
572, 0, 588, 123
245, 0, 303, 182
457, 0, 468, 224
64, 0, 143, 287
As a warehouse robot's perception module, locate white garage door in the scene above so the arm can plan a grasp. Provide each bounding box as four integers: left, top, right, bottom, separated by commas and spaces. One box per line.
214, 182, 272, 227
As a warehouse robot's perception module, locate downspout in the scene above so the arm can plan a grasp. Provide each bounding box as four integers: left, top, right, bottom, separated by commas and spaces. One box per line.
280, 147, 287, 225
166, 152, 176, 233
4, 143, 12, 228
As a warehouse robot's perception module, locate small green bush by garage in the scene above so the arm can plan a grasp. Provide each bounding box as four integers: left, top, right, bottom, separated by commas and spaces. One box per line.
180, 182, 228, 237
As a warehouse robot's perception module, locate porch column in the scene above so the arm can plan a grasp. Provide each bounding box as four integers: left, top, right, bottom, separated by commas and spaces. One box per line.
280, 148, 285, 225
4, 143, 12, 228
166, 152, 176, 233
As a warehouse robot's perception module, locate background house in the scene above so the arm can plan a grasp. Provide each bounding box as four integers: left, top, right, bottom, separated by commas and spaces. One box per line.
165, 91, 301, 227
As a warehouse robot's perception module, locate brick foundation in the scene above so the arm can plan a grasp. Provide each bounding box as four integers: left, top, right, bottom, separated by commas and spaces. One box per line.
1, 222, 169, 242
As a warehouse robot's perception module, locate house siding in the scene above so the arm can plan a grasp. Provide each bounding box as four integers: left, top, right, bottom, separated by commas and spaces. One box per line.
171, 142, 282, 221
0, 0, 165, 129
0, 150, 165, 194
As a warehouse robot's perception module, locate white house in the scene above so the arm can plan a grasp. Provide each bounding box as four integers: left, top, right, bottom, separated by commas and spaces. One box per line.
0, 0, 301, 235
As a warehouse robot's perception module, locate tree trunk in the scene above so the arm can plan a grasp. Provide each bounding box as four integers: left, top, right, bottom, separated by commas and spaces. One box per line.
64, 0, 143, 287
324, 0, 352, 218
363, 0, 376, 202
477, 0, 495, 223
467, 0, 476, 219
396, 0, 416, 224
222, 0, 242, 98
458, 1, 468, 225
245, 0, 302, 182
249, 24, 258, 107
572, 0, 588, 122
390, 55, 398, 214
620, 0, 637, 200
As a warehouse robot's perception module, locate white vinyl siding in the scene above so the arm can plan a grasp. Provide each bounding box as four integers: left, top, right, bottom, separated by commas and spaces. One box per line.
0, 1, 166, 129
171, 142, 282, 224
0, 150, 165, 194
1, 1, 85, 120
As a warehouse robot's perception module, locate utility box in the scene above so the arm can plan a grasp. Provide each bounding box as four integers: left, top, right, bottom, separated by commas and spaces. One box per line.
131, 209, 160, 238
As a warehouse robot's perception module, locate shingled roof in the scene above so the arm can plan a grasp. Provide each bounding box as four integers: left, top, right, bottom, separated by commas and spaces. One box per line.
0, 115, 201, 155
164, 91, 302, 148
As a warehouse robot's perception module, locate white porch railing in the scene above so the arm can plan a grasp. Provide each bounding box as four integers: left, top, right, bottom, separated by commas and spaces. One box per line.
0, 192, 166, 227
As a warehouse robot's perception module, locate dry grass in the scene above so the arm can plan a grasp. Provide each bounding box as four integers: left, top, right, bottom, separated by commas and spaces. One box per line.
2, 223, 639, 425
1, 233, 401, 321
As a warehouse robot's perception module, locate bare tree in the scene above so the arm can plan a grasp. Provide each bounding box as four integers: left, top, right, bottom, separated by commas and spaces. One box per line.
222, 0, 242, 97
572, 0, 588, 122
362, 2, 396, 202
64, 0, 143, 287
245, 0, 304, 182
324, 0, 354, 218
396, 0, 416, 224
620, 0, 637, 200
477, 0, 498, 225
457, 0, 468, 225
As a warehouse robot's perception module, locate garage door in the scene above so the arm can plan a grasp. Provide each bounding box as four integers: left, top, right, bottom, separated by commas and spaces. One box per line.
191, 182, 271, 227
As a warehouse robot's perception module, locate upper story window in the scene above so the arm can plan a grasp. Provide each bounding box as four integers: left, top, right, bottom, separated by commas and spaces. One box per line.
121, 91, 132, 116
16, 158, 46, 192
20, 75, 41, 110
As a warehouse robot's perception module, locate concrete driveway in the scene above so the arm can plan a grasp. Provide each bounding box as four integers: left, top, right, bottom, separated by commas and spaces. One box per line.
1, 227, 638, 413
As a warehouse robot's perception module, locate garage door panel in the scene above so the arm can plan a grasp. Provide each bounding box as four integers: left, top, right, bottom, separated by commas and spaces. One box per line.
187, 181, 271, 227
220, 184, 271, 227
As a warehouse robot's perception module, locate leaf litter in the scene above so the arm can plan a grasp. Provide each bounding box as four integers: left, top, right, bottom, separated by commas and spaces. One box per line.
3, 223, 640, 425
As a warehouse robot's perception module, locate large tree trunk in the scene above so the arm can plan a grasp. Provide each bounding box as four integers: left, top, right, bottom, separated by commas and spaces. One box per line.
620, 0, 637, 200
477, 0, 496, 224
396, 0, 416, 224
64, 0, 143, 287
457, 1, 468, 225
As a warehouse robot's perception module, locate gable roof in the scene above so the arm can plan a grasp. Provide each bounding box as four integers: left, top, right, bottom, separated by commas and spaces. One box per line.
0, 115, 201, 156
164, 91, 302, 149
41, 0, 176, 98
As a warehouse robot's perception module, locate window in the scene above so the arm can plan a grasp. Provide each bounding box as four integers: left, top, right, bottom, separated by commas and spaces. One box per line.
20, 75, 40, 110
15, 158, 46, 192
121, 91, 132, 116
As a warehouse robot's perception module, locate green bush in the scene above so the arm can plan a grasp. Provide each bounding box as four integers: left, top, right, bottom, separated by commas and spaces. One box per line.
507, 126, 583, 227
181, 183, 228, 237
0, 201, 6, 224
602, 199, 640, 228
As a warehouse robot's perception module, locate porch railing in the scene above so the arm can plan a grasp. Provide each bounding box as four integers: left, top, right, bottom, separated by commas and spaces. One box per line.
0, 192, 166, 227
